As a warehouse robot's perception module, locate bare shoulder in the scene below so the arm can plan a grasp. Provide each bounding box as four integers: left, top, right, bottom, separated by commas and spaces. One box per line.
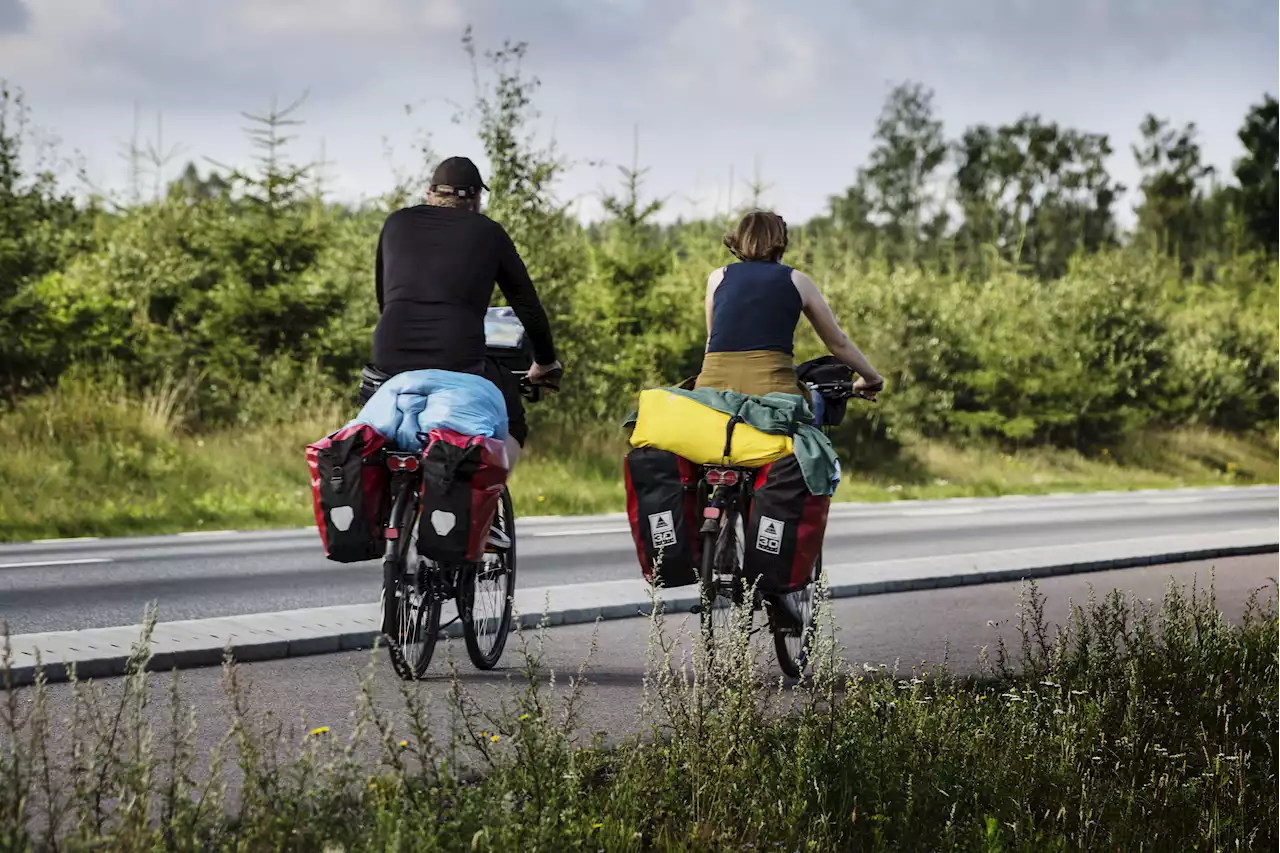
790, 267, 818, 288
707, 266, 727, 288
789, 268, 821, 304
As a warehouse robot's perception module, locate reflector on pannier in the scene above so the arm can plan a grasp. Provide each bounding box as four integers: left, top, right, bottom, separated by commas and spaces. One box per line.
306, 424, 391, 563
624, 446, 702, 588
743, 454, 830, 595
416, 428, 509, 563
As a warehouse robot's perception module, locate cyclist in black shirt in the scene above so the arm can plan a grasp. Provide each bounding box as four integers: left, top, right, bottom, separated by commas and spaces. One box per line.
372, 156, 562, 472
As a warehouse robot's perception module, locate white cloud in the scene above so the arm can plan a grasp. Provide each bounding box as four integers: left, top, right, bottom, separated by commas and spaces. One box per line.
234, 0, 463, 41
656, 0, 827, 108
0, 0, 30, 33
0, 0, 126, 92
0, 0, 1273, 226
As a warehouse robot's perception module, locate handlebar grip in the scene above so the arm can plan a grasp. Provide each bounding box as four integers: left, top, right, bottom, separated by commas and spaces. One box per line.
517, 367, 563, 403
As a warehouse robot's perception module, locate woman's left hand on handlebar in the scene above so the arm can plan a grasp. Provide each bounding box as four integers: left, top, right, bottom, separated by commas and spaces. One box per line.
853, 373, 885, 401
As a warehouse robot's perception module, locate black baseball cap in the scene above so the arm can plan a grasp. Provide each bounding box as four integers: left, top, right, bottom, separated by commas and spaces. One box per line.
430, 156, 489, 197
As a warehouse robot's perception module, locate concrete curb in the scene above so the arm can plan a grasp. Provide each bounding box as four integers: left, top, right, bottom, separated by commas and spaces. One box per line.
5, 528, 1276, 687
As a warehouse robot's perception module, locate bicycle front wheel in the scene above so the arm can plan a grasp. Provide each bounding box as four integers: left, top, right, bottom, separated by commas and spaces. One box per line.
460, 487, 517, 670
773, 553, 820, 679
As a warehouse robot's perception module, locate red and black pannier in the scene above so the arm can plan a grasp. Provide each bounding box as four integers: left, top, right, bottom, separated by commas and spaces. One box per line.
306, 424, 391, 563
743, 454, 830, 595
416, 428, 509, 563
624, 446, 702, 588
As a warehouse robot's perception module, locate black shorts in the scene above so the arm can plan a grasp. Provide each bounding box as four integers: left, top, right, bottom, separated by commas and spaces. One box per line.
481, 357, 528, 446
359, 359, 528, 446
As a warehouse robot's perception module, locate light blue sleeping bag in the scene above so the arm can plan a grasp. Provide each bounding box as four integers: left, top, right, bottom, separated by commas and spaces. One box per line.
348, 369, 508, 452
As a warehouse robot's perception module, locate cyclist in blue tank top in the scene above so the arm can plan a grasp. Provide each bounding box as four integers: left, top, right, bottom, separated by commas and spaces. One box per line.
695, 210, 884, 633
696, 210, 884, 400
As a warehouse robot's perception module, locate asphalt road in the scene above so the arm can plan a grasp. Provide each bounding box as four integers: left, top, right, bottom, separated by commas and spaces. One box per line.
4, 554, 1275, 785
0, 486, 1275, 634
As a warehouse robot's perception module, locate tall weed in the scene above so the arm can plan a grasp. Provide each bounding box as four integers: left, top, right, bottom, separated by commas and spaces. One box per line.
2, 577, 1274, 850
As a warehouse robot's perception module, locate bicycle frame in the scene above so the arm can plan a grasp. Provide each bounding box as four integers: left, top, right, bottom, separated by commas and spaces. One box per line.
381, 464, 425, 643
697, 468, 754, 602
698, 476, 747, 536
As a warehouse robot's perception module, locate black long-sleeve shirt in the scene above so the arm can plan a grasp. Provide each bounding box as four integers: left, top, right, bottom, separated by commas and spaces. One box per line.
372, 205, 557, 375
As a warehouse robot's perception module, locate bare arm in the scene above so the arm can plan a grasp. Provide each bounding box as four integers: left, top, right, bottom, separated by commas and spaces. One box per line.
704, 267, 725, 351
791, 269, 883, 384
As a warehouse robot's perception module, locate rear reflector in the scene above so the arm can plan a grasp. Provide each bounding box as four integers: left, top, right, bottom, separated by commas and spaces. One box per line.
387, 455, 420, 472
705, 469, 740, 486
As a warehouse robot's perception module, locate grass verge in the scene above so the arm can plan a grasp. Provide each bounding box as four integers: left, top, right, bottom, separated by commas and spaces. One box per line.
0, 377, 1274, 541
2, 576, 1275, 850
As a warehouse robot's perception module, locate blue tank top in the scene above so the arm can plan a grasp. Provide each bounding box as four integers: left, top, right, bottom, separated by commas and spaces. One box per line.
706, 261, 803, 355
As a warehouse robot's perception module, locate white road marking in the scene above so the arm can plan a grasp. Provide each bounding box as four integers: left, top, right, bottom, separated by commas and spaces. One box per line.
177, 530, 238, 538
1144, 497, 1207, 505
530, 527, 632, 538
894, 507, 984, 517
32, 537, 102, 544
0, 558, 113, 569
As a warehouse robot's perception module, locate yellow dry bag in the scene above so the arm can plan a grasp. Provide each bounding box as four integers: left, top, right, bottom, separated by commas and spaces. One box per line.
628, 389, 792, 468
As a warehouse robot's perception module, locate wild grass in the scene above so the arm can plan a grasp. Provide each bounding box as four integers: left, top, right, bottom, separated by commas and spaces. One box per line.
0, 373, 1271, 541
834, 427, 1278, 502
1, 576, 1276, 851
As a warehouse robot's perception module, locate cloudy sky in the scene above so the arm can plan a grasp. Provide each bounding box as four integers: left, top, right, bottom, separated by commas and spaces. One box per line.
1, 0, 1275, 224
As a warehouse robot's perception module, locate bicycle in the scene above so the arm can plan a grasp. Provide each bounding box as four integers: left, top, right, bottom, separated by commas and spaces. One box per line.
694, 362, 866, 678
372, 306, 561, 680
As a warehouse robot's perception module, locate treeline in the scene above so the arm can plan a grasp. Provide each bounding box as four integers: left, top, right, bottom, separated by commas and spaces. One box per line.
0, 34, 1275, 458
809, 83, 1278, 279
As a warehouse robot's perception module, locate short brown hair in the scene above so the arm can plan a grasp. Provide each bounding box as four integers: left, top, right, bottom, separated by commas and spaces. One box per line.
427, 189, 475, 210
723, 210, 788, 262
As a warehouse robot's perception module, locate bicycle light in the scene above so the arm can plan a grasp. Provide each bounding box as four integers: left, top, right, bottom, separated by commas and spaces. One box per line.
387, 455, 420, 473
705, 468, 740, 486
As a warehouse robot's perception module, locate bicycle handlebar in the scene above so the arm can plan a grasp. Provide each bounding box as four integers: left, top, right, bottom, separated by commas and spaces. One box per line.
809, 379, 879, 402
516, 365, 564, 403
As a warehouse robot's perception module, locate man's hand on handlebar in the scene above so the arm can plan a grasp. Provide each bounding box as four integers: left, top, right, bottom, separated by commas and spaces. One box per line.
526, 360, 563, 389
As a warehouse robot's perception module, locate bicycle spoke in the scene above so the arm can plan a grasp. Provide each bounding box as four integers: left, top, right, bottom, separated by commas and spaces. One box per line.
470, 559, 507, 654
463, 488, 517, 669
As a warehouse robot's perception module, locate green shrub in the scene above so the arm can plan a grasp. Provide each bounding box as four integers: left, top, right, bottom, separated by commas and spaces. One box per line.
2, 578, 1275, 850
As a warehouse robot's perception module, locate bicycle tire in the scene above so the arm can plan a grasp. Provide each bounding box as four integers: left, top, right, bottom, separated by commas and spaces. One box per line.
382, 493, 442, 680
772, 553, 820, 679
698, 529, 719, 642
461, 487, 517, 670
699, 508, 743, 647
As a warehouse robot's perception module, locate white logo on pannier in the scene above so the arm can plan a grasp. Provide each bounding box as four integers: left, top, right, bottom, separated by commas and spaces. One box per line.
330, 506, 354, 532
757, 516, 783, 555
431, 510, 457, 536
648, 511, 677, 548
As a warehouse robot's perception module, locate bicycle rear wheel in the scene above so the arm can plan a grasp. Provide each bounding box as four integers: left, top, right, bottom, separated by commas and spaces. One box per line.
772, 553, 820, 678
460, 487, 517, 670
382, 497, 442, 680
698, 509, 744, 645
